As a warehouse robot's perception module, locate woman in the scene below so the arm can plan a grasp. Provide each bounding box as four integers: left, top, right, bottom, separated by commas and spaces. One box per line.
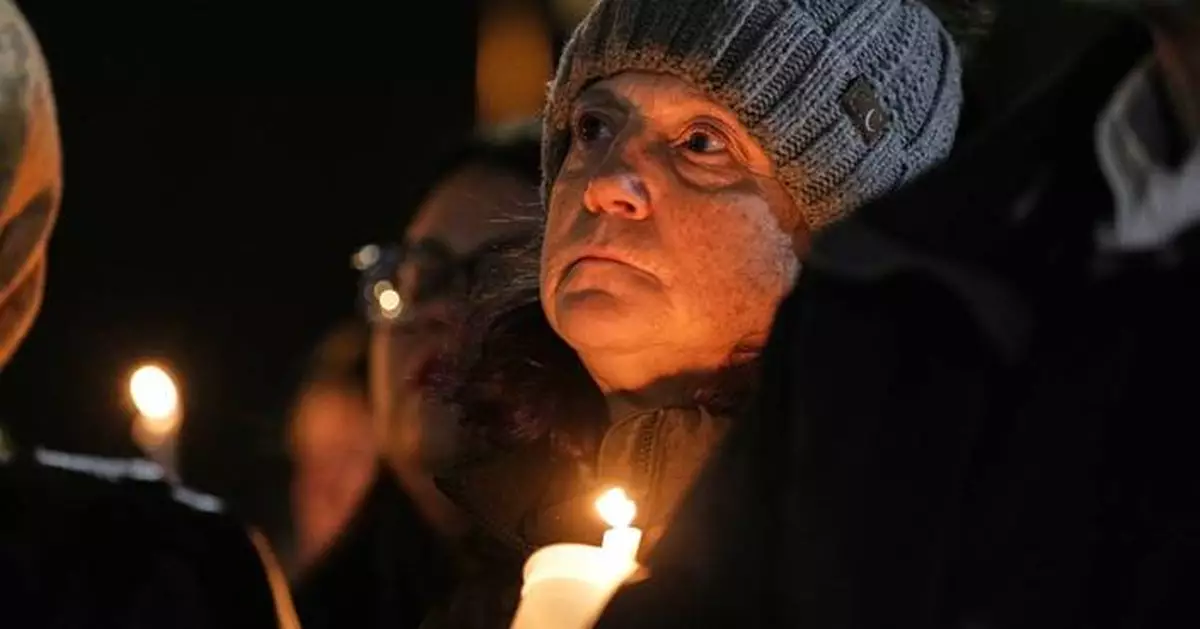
430, 0, 968, 623
291, 124, 545, 629
602, 3, 1196, 628
366, 121, 544, 537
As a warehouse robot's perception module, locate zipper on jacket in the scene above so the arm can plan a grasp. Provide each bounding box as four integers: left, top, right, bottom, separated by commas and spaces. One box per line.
630, 411, 660, 523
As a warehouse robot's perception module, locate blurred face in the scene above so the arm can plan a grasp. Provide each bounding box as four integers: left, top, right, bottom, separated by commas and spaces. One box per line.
370, 164, 539, 474
542, 72, 803, 390
291, 383, 375, 570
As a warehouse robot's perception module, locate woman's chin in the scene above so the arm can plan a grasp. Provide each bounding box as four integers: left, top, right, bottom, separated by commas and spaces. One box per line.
552, 290, 668, 354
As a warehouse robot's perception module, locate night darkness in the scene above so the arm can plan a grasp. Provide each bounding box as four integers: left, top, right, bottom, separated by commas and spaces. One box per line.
0, 1, 479, 503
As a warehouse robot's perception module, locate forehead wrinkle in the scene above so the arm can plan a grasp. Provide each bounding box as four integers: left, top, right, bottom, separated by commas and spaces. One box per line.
589, 74, 743, 133
407, 166, 541, 251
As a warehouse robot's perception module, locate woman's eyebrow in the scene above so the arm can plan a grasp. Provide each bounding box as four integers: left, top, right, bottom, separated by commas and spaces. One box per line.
574, 85, 630, 113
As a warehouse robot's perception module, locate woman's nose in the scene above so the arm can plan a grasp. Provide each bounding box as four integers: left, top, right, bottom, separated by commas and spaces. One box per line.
583, 163, 651, 220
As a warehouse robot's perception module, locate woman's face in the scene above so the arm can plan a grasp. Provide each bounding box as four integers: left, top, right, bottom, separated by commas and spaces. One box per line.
370, 164, 538, 475
541, 72, 804, 384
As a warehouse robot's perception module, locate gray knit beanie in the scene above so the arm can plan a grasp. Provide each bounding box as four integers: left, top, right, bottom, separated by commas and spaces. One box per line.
542, 0, 963, 231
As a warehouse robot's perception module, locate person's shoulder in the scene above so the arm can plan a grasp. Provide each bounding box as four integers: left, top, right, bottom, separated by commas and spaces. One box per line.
0, 447, 282, 627
0, 446, 229, 531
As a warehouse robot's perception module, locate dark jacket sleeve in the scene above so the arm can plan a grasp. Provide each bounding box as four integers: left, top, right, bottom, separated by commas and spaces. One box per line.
0, 460, 283, 628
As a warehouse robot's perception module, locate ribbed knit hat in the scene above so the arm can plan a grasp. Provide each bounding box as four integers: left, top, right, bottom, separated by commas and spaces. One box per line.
542, 0, 963, 231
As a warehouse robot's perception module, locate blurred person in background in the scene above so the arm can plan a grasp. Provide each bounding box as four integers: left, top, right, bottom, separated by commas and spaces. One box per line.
286, 320, 377, 574
0, 2, 294, 627
367, 121, 543, 537
596, 0, 1200, 628
290, 122, 543, 629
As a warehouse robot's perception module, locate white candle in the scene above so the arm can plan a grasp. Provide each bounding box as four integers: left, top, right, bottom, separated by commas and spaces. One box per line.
596, 487, 642, 564
509, 488, 643, 629
512, 543, 632, 629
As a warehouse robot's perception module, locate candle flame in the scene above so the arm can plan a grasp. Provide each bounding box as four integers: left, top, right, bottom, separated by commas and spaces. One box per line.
129, 364, 179, 422
596, 487, 636, 528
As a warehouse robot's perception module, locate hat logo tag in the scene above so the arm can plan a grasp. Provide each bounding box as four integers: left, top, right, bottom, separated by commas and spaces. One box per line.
841, 77, 888, 146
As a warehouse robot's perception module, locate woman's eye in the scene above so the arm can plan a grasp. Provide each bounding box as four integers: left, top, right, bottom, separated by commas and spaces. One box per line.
573, 112, 609, 144
681, 129, 728, 155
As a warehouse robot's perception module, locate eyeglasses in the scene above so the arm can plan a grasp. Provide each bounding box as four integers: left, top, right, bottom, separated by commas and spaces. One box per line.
352, 235, 530, 324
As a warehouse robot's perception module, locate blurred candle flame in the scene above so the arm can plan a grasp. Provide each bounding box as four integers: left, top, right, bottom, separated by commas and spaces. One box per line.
596, 487, 636, 529
129, 364, 180, 436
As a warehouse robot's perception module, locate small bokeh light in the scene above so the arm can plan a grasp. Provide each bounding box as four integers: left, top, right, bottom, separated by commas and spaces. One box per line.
373, 281, 404, 320
352, 244, 381, 271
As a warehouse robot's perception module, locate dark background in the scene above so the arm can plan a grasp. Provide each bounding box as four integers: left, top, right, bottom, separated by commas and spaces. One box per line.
0, 0, 504, 506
